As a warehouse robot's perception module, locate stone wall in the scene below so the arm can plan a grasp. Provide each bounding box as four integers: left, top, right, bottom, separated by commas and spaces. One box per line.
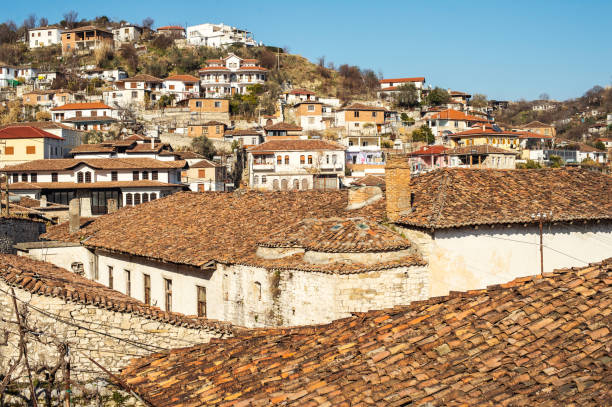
0, 279, 229, 382
0, 217, 45, 254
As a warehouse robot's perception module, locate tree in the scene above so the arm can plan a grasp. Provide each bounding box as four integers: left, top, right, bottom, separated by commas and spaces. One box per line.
119, 44, 139, 73
23, 14, 36, 29
393, 83, 419, 108
594, 141, 606, 151
470, 93, 488, 108
192, 136, 216, 159
142, 17, 154, 29
411, 125, 435, 144
0, 21, 18, 43
426, 87, 451, 106
62, 10, 79, 28
539, 93, 550, 101
548, 155, 563, 168
38, 17, 48, 27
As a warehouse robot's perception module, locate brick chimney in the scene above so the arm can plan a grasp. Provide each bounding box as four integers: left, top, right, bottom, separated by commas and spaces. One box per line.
68, 198, 80, 234
385, 155, 411, 223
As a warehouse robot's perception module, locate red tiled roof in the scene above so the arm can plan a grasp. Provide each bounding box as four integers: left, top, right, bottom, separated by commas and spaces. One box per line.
427, 109, 488, 122
0, 126, 63, 140
0, 121, 79, 131
237, 66, 267, 71
8, 180, 183, 191
51, 102, 113, 111
3, 158, 186, 172
225, 129, 260, 136
121, 74, 162, 83
407, 145, 448, 156
286, 88, 315, 95
0, 254, 232, 333
521, 121, 554, 129
121, 258, 612, 406
517, 131, 554, 139
352, 174, 385, 187
449, 124, 520, 138
401, 167, 612, 229
249, 139, 345, 152
70, 144, 116, 154
264, 122, 302, 131
62, 25, 112, 34
445, 145, 518, 155
198, 66, 229, 71
190, 159, 223, 168
157, 25, 184, 31
341, 103, 386, 112
165, 74, 200, 82
380, 77, 425, 84
61, 116, 117, 123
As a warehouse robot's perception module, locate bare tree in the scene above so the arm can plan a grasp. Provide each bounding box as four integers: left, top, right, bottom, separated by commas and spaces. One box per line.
23, 14, 36, 29
62, 10, 79, 28
539, 93, 550, 101
142, 17, 154, 30
38, 17, 48, 27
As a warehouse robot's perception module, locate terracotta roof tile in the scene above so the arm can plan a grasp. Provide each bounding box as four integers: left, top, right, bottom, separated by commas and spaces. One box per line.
264, 122, 303, 131
380, 77, 425, 84
341, 103, 386, 112
0, 254, 232, 333
445, 145, 518, 155
0, 126, 64, 140
407, 145, 449, 156
428, 109, 488, 122
190, 159, 223, 168
352, 174, 385, 187
165, 74, 200, 82
8, 180, 183, 191
249, 139, 345, 153
120, 258, 612, 406
3, 158, 186, 172
0, 121, 79, 131
120, 74, 163, 83
157, 25, 184, 31
51, 102, 113, 111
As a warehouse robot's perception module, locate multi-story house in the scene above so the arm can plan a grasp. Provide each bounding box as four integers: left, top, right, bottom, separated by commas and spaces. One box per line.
518, 121, 556, 138
162, 75, 200, 102
248, 139, 345, 190
188, 121, 227, 139
281, 88, 316, 104
0, 125, 67, 167
61, 26, 114, 55
105, 74, 164, 107
186, 23, 257, 47
294, 101, 325, 132
28, 26, 63, 48
112, 24, 142, 44
446, 145, 517, 169
0, 122, 83, 159
0, 65, 39, 85
22, 89, 74, 108
199, 53, 267, 98
3, 157, 186, 215
378, 77, 426, 98
264, 122, 303, 140
448, 123, 521, 150
336, 103, 386, 137
183, 159, 227, 192
425, 109, 489, 143
224, 129, 263, 146
51, 102, 117, 132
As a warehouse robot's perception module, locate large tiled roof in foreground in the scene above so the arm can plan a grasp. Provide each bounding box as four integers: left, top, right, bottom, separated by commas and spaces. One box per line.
41, 191, 417, 273
402, 168, 612, 229
3, 158, 186, 172
121, 259, 612, 406
0, 255, 232, 333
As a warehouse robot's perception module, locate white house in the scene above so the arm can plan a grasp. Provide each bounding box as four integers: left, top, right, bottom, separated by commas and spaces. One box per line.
162, 74, 201, 102
248, 139, 346, 190
378, 77, 426, 99
4, 157, 186, 215
112, 25, 142, 44
28, 26, 63, 48
199, 53, 266, 98
51, 102, 117, 131
186, 23, 257, 47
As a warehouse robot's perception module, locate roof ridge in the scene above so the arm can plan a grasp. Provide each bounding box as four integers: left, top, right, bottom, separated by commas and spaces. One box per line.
429, 170, 450, 228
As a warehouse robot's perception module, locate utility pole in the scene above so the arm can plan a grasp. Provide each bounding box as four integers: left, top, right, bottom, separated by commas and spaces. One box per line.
531, 211, 553, 276
63, 344, 70, 407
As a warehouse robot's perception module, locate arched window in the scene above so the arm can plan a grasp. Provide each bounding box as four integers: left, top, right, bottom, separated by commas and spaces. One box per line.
284, 155, 289, 165
261, 175, 267, 184
272, 179, 280, 191
300, 155, 305, 164
301, 179, 308, 190
253, 281, 261, 301
134, 194, 141, 205
308, 155, 313, 164
84, 172, 91, 183
142, 193, 149, 203
293, 179, 299, 190
253, 175, 259, 184
77, 172, 83, 183
125, 193, 133, 205
277, 155, 282, 165
281, 179, 288, 191
149, 193, 157, 201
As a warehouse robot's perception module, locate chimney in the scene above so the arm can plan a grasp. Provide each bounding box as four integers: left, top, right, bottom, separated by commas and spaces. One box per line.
385, 155, 411, 223
106, 198, 118, 214
346, 186, 383, 210
39, 195, 47, 208
68, 198, 81, 233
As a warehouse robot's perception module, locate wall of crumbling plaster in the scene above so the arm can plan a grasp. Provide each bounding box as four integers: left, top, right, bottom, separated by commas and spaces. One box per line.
20, 245, 95, 278
0, 218, 45, 254
0, 280, 227, 382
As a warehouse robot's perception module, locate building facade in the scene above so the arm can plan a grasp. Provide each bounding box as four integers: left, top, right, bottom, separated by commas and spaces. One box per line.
28, 26, 63, 48
199, 53, 267, 98
186, 23, 257, 47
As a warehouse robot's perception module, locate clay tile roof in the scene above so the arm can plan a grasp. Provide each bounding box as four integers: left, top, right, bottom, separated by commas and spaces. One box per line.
400, 168, 612, 229
352, 174, 385, 187
224, 129, 260, 136
0, 121, 81, 131
61, 116, 117, 123
3, 158, 186, 172
260, 217, 411, 253
198, 66, 229, 71
200, 121, 226, 126
407, 145, 449, 156
445, 145, 518, 155
164, 74, 200, 82
8, 180, 182, 191
0, 254, 232, 333
428, 109, 488, 122
121, 74, 163, 82
379, 77, 425, 84
120, 258, 612, 406
263, 122, 303, 131
42, 191, 399, 273
62, 25, 111, 34
70, 144, 116, 154
518, 130, 554, 139
249, 139, 345, 152
449, 123, 518, 137
174, 151, 205, 159
157, 25, 184, 30
341, 103, 386, 111
286, 88, 315, 95
51, 102, 113, 111
0, 126, 64, 140
190, 159, 223, 168
522, 121, 554, 128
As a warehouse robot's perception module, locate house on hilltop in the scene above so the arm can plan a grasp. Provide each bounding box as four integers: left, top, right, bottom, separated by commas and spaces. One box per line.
199, 53, 267, 98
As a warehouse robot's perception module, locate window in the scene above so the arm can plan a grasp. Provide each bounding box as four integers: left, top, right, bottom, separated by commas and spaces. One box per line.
91, 111, 97, 117
142, 171, 149, 180
125, 270, 131, 296
222, 274, 228, 301
308, 155, 313, 164
108, 266, 114, 289
77, 172, 84, 183
372, 111, 377, 117
164, 278, 172, 312
253, 175, 259, 184
26, 146, 36, 154
454, 121, 459, 127
142, 194, 149, 203
197, 286, 206, 317
111, 171, 118, 181
20, 173, 27, 182
300, 155, 305, 164
308, 105, 314, 111
5, 146, 13, 155
143, 274, 151, 305
254, 282, 262, 301
131, 91, 137, 98
125, 193, 133, 205
284, 155, 289, 165
332, 154, 337, 164
277, 155, 282, 165
134, 194, 141, 205
198, 169, 206, 178
214, 101, 221, 108
354, 111, 360, 118
149, 193, 157, 201
195, 101, 202, 108
30, 173, 37, 183
12, 174, 18, 183
84, 172, 91, 183
261, 175, 267, 184
152, 171, 158, 180
251, 137, 257, 145
132, 171, 139, 181
130, 82, 137, 89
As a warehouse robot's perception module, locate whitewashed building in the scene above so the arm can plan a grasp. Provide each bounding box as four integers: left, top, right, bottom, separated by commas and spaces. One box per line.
51, 102, 117, 131
247, 139, 345, 190
28, 26, 63, 48
199, 53, 266, 98
186, 23, 257, 47
162, 74, 201, 102
112, 24, 142, 44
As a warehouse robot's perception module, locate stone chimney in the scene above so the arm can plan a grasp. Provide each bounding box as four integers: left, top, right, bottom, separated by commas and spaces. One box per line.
68, 198, 80, 234
39, 195, 47, 208
385, 155, 412, 223
346, 186, 383, 210
106, 198, 118, 214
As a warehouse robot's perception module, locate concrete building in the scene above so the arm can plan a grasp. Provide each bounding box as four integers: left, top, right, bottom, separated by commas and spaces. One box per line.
61, 26, 114, 55
0, 125, 66, 167
199, 53, 267, 98
186, 23, 257, 47
51, 102, 117, 131
156, 25, 185, 38
162, 74, 200, 102
447, 123, 521, 150
425, 109, 489, 143
294, 101, 325, 132
183, 159, 227, 191
0, 121, 82, 162
112, 24, 142, 44
336, 103, 386, 136
28, 26, 63, 48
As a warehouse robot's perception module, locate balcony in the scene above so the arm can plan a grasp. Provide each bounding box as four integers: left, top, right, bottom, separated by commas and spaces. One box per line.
252, 162, 275, 171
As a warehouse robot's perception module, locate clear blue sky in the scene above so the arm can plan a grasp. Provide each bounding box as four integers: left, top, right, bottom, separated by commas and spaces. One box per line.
9, 0, 612, 101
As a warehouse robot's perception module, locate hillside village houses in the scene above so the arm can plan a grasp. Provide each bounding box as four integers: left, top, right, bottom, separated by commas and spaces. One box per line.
378, 76, 426, 98
112, 24, 142, 44
61, 25, 114, 55
22, 89, 74, 107
426, 108, 490, 143
0, 64, 38, 87
156, 25, 186, 37
28, 25, 63, 48
186, 23, 257, 47
199, 53, 267, 97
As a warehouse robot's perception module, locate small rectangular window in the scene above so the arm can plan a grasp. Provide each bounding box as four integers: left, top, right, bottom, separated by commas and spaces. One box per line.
354, 111, 359, 118
125, 270, 131, 296
12, 174, 18, 183
51, 173, 58, 182
152, 171, 158, 180
132, 171, 139, 181
142, 171, 149, 180
214, 101, 221, 108
143, 274, 151, 305
5, 146, 14, 155
30, 173, 37, 183
108, 266, 114, 289
197, 286, 206, 317
26, 146, 36, 154
164, 278, 172, 312
111, 171, 118, 181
